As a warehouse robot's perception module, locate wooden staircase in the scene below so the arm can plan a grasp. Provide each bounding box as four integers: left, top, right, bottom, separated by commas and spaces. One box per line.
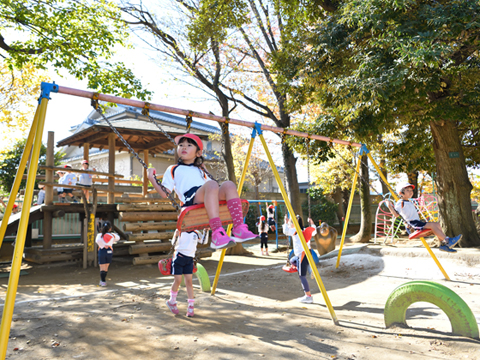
118, 199, 214, 265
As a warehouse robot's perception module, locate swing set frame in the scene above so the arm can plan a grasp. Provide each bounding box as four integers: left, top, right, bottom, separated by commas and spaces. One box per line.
0, 82, 451, 356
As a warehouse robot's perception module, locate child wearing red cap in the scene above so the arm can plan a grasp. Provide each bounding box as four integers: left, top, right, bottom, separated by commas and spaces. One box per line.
387, 183, 462, 252
147, 133, 258, 250
257, 215, 269, 256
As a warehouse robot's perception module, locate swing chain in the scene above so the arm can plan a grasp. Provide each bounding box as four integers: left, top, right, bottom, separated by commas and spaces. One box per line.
185, 111, 193, 133
141, 103, 177, 146
92, 100, 182, 212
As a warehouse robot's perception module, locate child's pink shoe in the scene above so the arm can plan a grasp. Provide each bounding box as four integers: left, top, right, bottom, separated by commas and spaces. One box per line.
231, 224, 259, 243
166, 300, 179, 315
186, 305, 194, 317
211, 228, 236, 250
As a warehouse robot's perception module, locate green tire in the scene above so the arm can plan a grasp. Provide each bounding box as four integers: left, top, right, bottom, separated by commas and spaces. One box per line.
194, 263, 211, 292
384, 281, 479, 339
180, 263, 211, 292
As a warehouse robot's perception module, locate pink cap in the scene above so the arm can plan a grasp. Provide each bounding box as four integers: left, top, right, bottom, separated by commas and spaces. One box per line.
174, 133, 203, 151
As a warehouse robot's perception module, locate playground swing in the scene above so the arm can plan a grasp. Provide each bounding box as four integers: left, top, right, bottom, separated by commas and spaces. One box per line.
90, 96, 249, 233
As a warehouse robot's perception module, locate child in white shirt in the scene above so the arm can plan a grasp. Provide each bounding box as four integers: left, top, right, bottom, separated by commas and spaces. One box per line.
387, 183, 462, 252
283, 215, 317, 304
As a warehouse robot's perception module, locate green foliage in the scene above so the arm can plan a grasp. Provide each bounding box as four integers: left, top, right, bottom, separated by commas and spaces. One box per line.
0, 138, 64, 192
0, 0, 151, 100
187, 0, 249, 51
303, 187, 337, 224
303, 0, 480, 171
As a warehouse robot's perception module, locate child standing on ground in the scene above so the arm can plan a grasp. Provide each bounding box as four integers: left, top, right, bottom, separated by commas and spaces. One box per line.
257, 215, 269, 256
166, 230, 202, 317
267, 204, 276, 232
147, 133, 258, 250
387, 183, 462, 252
283, 214, 317, 303
95, 220, 120, 286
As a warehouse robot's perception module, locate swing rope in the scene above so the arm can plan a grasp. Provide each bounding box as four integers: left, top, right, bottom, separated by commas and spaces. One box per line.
91, 96, 182, 212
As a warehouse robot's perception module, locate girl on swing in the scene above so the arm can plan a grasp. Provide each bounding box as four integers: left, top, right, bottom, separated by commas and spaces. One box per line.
147, 133, 258, 250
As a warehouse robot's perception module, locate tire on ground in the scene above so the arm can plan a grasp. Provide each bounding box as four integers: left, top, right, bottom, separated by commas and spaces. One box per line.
384, 281, 479, 339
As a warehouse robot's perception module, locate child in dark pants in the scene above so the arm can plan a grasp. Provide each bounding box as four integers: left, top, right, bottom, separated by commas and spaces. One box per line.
166, 230, 200, 317
257, 216, 269, 256
95, 221, 120, 286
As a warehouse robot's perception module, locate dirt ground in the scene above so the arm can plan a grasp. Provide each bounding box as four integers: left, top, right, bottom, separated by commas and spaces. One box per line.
1, 240, 480, 360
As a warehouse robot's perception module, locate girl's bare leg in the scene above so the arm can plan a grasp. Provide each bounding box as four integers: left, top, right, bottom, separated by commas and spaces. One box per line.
171, 275, 183, 292
193, 180, 220, 219
184, 274, 194, 299
218, 181, 238, 201
424, 222, 446, 241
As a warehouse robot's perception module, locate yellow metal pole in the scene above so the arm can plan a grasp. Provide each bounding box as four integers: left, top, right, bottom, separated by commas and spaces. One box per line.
0, 98, 49, 358
336, 158, 361, 269
0, 106, 40, 249
367, 152, 449, 279
257, 132, 338, 324
419, 236, 450, 280
211, 137, 256, 295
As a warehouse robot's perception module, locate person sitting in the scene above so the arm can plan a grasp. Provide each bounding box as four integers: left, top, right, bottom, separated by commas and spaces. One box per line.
387, 183, 462, 253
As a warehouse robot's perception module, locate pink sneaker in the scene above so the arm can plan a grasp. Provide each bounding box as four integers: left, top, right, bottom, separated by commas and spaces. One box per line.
186, 305, 194, 317
166, 300, 179, 315
211, 228, 236, 250
231, 224, 259, 243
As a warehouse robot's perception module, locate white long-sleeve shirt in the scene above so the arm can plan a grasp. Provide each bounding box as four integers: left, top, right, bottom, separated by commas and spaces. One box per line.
283, 223, 316, 257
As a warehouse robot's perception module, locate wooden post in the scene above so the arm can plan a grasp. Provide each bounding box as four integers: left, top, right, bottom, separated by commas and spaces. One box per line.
143, 150, 149, 197
45, 132, 54, 205
43, 132, 54, 250
108, 133, 115, 204
83, 142, 89, 163
25, 224, 32, 248
43, 212, 52, 249
83, 218, 87, 269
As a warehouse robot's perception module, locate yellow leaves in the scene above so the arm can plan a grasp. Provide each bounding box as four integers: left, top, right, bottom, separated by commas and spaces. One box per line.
0, 62, 49, 149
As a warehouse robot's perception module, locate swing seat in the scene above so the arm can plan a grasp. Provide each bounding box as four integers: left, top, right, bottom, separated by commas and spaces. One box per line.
282, 264, 298, 273
177, 199, 250, 232
409, 229, 434, 240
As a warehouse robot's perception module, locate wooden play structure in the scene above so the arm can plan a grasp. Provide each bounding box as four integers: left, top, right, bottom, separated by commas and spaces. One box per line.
0, 82, 457, 356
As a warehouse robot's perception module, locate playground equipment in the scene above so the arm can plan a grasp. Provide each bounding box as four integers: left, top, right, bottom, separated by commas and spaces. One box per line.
374, 194, 439, 245
384, 281, 479, 339
0, 81, 454, 353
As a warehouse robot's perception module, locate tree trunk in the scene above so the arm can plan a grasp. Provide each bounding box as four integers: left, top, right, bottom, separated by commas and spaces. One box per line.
407, 172, 419, 198
332, 186, 345, 230
351, 155, 372, 243
282, 141, 302, 216
430, 120, 479, 247
220, 107, 237, 184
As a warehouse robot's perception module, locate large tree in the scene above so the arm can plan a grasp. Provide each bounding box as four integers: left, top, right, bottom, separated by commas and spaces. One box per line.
0, 0, 150, 99
161, 0, 310, 215
121, 0, 244, 183
294, 0, 480, 246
